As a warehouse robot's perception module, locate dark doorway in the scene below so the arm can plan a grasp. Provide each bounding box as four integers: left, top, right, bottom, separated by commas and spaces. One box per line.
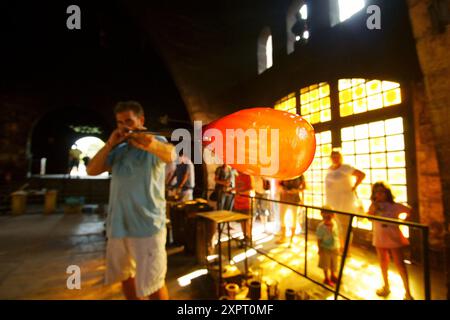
30, 107, 111, 175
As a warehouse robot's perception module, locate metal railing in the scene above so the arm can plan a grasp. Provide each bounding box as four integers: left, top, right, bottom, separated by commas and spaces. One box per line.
208, 190, 431, 300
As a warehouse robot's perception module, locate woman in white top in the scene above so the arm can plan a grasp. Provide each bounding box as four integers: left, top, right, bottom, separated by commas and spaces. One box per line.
325, 151, 366, 243
368, 182, 413, 300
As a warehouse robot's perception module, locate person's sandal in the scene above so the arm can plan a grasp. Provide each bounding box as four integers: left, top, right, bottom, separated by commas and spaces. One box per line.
376, 287, 391, 297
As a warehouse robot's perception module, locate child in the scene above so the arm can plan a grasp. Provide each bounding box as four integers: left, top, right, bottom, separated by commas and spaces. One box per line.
368, 182, 413, 300
316, 207, 342, 286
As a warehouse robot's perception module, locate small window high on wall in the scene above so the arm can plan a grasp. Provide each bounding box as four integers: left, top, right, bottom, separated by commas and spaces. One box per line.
287, 0, 309, 54
257, 27, 273, 74
330, 0, 366, 26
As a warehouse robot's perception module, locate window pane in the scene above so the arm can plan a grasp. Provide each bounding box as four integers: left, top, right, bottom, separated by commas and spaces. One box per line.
370, 137, 386, 153
301, 104, 310, 115
383, 88, 402, 106
385, 117, 404, 135
369, 121, 385, 137
352, 78, 365, 86
387, 151, 406, 167
366, 80, 382, 95
382, 81, 400, 91
321, 97, 331, 110
386, 134, 405, 151
391, 185, 408, 202
372, 169, 387, 183
310, 89, 319, 101
311, 101, 320, 113
343, 155, 356, 167
322, 157, 331, 169
321, 144, 332, 156
320, 109, 331, 122
301, 93, 309, 105
339, 79, 352, 91
339, 89, 352, 103
367, 94, 383, 110
319, 84, 330, 98
354, 124, 369, 139
321, 131, 332, 144
371, 153, 386, 168
352, 84, 366, 100
355, 139, 370, 153
340, 103, 353, 117
342, 141, 355, 155
355, 154, 371, 168
354, 98, 368, 114
341, 127, 354, 141
388, 168, 407, 184
310, 112, 320, 124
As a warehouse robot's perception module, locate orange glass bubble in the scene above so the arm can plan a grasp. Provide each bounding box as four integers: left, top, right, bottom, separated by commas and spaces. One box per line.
202, 108, 316, 180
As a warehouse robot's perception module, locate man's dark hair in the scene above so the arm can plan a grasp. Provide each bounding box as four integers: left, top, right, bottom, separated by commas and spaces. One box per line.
114, 101, 144, 117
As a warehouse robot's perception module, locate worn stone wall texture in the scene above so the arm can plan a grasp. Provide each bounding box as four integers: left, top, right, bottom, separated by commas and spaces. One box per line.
408, 0, 450, 233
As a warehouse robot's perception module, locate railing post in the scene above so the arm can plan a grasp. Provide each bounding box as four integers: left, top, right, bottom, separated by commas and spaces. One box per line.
422, 226, 431, 300
335, 214, 353, 300
304, 207, 308, 277
250, 194, 254, 245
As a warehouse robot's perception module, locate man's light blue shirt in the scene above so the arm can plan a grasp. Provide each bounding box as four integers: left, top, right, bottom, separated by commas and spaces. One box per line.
106, 136, 167, 238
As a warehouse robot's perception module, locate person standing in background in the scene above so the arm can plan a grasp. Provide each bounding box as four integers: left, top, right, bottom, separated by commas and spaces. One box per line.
325, 150, 365, 245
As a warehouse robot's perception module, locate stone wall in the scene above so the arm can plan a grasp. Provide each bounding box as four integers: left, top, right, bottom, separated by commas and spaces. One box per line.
407, 0, 450, 298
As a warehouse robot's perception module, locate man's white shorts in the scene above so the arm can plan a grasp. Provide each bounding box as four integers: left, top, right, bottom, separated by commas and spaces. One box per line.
105, 228, 167, 298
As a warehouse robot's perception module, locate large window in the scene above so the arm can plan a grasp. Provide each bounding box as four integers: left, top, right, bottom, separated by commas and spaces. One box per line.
273, 79, 412, 234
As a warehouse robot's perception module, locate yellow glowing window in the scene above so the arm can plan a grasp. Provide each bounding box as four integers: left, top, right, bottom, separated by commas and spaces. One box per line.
339, 79, 402, 117
300, 83, 331, 124
274, 93, 297, 114
304, 131, 332, 220
340, 117, 408, 231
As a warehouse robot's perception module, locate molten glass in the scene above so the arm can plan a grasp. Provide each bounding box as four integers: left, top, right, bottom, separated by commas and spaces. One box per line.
202, 108, 316, 179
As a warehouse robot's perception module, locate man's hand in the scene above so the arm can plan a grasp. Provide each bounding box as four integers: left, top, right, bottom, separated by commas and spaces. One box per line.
128, 132, 154, 150
128, 132, 175, 163
107, 128, 130, 148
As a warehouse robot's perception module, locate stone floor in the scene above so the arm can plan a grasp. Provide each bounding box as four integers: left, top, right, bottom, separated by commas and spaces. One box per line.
0, 211, 446, 300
